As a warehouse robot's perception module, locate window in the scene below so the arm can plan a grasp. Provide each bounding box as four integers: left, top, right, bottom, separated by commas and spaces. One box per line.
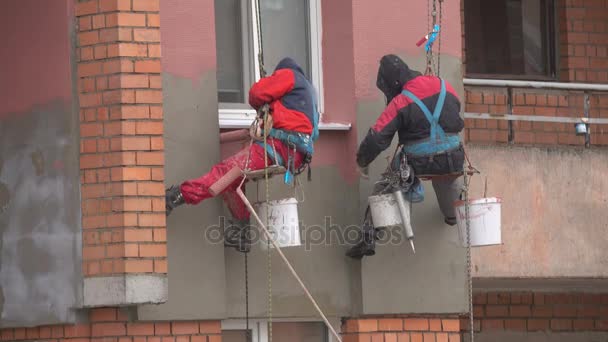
464, 0, 557, 80
222, 320, 329, 342
214, 0, 324, 126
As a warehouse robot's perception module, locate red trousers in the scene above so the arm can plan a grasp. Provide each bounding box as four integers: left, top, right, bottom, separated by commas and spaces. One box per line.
180, 138, 304, 220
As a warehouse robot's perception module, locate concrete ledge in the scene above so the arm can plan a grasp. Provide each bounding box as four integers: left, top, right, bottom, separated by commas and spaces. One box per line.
83, 275, 168, 307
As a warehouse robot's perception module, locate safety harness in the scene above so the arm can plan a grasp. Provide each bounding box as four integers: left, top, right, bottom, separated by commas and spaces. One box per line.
399, 78, 461, 156
254, 94, 320, 184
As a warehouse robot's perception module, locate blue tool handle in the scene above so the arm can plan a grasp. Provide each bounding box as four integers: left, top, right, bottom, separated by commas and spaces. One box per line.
425, 24, 441, 52
284, 170, 294, 185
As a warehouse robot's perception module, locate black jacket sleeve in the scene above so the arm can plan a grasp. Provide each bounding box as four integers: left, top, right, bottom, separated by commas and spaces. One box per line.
356, 101, 402, 168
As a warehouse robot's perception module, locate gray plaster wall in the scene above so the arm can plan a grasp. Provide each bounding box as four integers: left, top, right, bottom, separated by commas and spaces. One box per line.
357, 54, 468, 315
467, 146, 608, 278
138, 76, 361, 321
138, 73, 228, 320
0, 0, 82, 328
0, 102, 82, 327
224, 166, 361, 319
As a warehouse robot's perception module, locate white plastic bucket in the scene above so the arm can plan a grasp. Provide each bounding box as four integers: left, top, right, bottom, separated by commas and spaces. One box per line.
368, 193, 403, 227
255, 197, 301, 249
454, 197, 502, 247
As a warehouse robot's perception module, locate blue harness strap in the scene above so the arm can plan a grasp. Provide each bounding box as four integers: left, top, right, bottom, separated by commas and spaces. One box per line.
311, 88, 320, 142
400, 79, 460, 156
267, 129, 314, 156
401, 79, 447, 142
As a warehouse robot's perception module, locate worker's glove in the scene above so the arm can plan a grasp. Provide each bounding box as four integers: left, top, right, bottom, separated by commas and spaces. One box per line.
249, 119, 263, 141
258, 103, 270, 115
357, 165, 370, 180
249, 106, 273, 141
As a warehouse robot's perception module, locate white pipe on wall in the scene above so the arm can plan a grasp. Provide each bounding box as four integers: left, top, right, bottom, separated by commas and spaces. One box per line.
464, 78, 608, 92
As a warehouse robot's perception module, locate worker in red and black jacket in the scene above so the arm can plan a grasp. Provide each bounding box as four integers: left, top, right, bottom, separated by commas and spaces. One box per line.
348, 54, 465, 259
165, 57, 318, 252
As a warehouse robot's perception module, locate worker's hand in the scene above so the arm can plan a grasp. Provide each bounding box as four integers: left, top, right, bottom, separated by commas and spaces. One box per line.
357, 165, 370, 180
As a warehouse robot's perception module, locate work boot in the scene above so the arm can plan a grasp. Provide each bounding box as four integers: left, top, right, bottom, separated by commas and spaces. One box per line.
444, 216, 457, 226
165, 185, 185, 217
346, 226, 378, 259
224, 219, 251, 253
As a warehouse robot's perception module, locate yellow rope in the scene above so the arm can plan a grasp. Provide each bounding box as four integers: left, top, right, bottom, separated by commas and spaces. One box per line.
262, 107, 272, 342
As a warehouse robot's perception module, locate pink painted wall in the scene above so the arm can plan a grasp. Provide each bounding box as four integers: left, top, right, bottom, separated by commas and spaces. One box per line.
320, 0, 356, 125
352, 0, 462, 99
160, 0, 217, 81
315, 0, 359, 182
315, 0, 464, 181
0, 0, 73, 117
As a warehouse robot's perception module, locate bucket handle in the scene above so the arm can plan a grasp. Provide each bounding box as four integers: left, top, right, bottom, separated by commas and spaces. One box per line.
483, 176, 488, 198
461, 170, 490, 201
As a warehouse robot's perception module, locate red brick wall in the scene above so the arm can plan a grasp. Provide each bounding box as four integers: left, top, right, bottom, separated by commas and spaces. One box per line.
0, 308, 220, 342
558, 0, 608, 83
461, 0, 608, 147
462, 292, 608, 334
76, 0, 166, 278
342, 317, 461, 342
463, 87, 608, 146
463, 88, 510, 144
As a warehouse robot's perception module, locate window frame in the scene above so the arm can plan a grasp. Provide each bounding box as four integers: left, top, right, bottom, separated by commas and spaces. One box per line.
221, 318, 332, 342
463, 0, 559, 81
217, 0, 325, 128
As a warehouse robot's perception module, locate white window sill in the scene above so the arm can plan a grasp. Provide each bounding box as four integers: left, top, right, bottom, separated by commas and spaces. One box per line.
218, 109, 351, 130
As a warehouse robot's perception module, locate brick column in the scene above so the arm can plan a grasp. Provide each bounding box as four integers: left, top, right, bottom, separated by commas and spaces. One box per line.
76, 0, 167, 306
341, 317, 461, 342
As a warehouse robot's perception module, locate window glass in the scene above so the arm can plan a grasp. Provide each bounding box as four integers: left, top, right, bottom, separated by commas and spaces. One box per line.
260, 0, 311, 78
464, 0, 555, 79
214, 0, 313, 105
215, 0, 245, 103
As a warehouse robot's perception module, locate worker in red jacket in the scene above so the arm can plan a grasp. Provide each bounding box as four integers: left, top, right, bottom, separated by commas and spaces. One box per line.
347, 54, 465, 259
165, 57, 319, 252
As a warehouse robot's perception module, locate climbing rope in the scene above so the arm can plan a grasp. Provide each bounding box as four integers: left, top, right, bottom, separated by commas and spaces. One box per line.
427, 0, 431, 34
244, 252, 251, 342
253, 0, 273, 339
240, 139, 255, 342
255, 0, 267, 79
430, 0, 437, 74
437, 0, 443, 76
463, 158, 475, 342
421, 0, 443, 76
422, 2, 475, 336
263, 115, 273, 342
